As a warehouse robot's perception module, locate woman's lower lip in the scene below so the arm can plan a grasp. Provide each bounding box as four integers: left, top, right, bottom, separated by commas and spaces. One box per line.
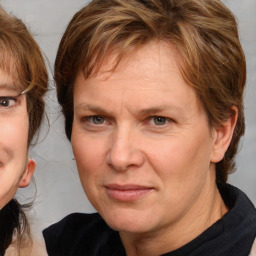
106, 188, 153, 201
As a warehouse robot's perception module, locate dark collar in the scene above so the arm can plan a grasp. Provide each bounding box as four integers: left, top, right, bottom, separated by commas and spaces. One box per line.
162, 183, 256, 256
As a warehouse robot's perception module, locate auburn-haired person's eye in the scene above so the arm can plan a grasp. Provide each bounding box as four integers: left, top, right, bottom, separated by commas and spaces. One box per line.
0, 96, 18, 108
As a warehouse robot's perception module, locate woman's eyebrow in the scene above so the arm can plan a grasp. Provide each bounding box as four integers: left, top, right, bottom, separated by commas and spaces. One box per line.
74, 104, 185, 116
74, 104, 112, 115
0, 82, 19, 91
137, 105, 184, 116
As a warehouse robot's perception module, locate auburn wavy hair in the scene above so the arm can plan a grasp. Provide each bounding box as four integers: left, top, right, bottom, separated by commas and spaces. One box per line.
0, 6, 48, 255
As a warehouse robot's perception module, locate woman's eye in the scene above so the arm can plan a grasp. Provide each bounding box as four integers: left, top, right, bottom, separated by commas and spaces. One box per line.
90, 116, 105, 124
0, 97, 17, 108
151, 116, 168, 126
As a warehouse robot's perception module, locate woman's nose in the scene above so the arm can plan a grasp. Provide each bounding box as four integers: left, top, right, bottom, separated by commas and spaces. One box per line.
106, 128, 145, 172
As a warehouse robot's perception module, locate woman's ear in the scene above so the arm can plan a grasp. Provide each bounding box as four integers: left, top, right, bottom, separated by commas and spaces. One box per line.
210, 106, 238, 163
19, 159, 36, 188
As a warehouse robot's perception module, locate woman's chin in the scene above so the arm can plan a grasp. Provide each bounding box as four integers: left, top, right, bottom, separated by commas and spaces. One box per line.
100, 208, 158, 234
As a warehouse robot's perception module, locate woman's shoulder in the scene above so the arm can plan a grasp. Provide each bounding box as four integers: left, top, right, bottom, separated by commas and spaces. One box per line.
43, 212, 117, 256
43, 212, 105, 240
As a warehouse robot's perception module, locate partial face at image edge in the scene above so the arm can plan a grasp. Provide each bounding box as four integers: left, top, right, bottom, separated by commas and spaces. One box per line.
0, 68, 35, 209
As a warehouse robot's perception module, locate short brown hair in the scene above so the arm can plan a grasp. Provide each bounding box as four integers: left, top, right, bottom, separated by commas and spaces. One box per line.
55, 0, 246, 184
0, 7, 48, 144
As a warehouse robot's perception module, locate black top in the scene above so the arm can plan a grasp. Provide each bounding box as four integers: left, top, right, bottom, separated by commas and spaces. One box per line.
43, 184, 256, 256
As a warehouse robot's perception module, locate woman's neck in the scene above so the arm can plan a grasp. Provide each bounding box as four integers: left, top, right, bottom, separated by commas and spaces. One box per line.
119, 174, 228, 256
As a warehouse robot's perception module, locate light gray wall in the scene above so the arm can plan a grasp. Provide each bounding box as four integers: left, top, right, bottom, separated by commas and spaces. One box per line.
1, 0, 255, 240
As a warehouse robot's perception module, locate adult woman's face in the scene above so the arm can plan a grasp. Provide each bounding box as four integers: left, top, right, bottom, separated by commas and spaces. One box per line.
0, 69, 35, 209
72, 41, 223, 235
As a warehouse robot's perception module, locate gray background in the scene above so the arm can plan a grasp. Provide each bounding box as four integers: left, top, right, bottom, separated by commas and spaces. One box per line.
1, 0, 255, 240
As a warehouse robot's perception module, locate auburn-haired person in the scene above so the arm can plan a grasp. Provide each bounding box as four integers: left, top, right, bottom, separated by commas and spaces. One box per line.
0, 6, 48, 256
44, 0, 256, 255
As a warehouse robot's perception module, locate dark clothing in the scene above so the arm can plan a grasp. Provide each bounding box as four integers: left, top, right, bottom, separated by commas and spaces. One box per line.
43, 184, 256, 256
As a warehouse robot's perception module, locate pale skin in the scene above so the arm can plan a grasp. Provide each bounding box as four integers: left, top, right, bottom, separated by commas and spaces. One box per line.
72, 41, 237, 256
0, 68, 35, 210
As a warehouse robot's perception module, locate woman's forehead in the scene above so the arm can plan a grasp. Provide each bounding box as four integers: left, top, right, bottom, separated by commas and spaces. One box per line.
0, 51, 24, 91
0, 67, 23, 91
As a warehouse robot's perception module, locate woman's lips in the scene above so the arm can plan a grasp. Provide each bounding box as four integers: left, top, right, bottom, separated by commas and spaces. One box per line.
105, 184, 154, 201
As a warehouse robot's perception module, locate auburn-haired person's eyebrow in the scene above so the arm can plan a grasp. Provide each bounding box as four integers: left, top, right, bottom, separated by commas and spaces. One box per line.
0, 83, 19, 91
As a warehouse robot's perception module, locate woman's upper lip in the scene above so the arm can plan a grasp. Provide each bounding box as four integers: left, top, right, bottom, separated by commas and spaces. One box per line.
105, 184, 154, 190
